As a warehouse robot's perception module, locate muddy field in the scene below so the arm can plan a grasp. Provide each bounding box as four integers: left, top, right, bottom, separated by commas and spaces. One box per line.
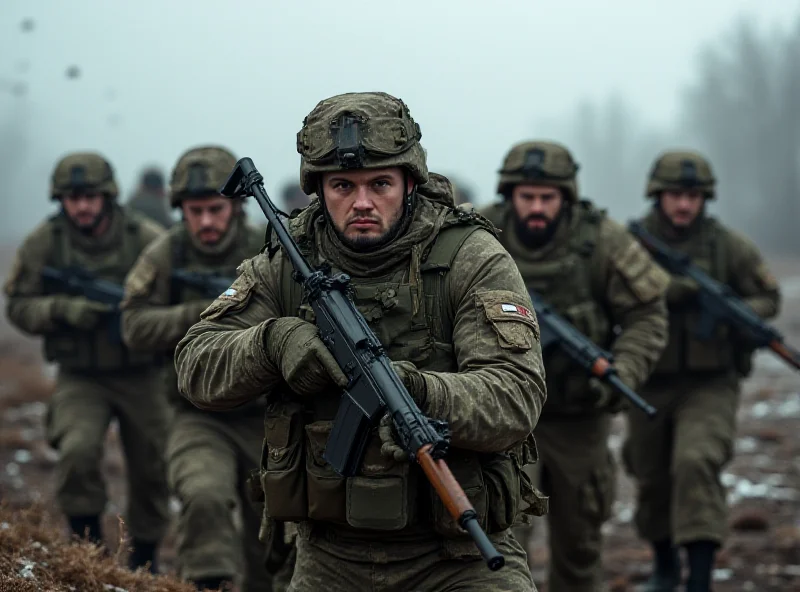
0, 247, 798, 591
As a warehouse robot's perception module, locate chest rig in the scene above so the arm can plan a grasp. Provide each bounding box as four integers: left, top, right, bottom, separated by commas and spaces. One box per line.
494, 201, 611, 413
45, 211, 152, 371
258, 209, 543, 542
641, 214, 735, 375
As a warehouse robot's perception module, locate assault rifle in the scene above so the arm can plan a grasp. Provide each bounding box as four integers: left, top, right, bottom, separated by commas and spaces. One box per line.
628, 221, 800, 372
41, 266, 124, 342
220, 158, 504, 571
528, 290, 657, 417
172, 269, 236, 299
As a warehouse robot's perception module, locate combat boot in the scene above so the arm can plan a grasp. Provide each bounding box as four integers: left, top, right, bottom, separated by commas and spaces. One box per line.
129, 539, 159, 573
639, 539, 681, 591
193, 576, 237, 591
67, 515, 103, 545
684, 540, 716, 592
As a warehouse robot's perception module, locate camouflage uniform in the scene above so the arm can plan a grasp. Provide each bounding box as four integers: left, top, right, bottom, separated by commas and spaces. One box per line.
126, 167, 174, 229
121, 146, 273, 591
174, 92, 548, 592
624, 151, 781, 592
3, 152, 169, 571
480, 141, 670, 592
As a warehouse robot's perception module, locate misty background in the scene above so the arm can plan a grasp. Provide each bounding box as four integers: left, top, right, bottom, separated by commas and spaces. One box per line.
1, 0, 799, 253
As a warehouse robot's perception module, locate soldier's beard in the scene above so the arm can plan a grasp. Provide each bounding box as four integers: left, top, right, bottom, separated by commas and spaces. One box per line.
513, 207, 565, 249
68, 202, 112, 237
336, 213, 407, 251
656, 201, 705, 236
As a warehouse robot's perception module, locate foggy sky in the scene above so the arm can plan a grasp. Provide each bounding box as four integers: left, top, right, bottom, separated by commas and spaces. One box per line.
1, 0, 798, 240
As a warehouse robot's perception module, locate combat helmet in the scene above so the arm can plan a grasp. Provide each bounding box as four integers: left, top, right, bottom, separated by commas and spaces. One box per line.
646, 150, 716, 200
140, 167, 165, 191
296, 92, 428, 195
50, 152, 119, 201
169, 145, 238, 207
497, 141, 580, 202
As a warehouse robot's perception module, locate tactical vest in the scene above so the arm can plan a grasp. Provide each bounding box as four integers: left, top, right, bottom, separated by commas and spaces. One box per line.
488, 201, 611, 414
259, 209, 544, 539
166, 222, 265, 411
44, 211, 154, 372
640, 215, 737, 375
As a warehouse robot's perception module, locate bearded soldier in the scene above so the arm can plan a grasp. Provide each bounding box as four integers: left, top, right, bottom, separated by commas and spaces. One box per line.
479, 141, 669, 592
174, 92, 548, 591
3, 152, 169, 571
120, 146, 273, 591
624, 151, 780, 592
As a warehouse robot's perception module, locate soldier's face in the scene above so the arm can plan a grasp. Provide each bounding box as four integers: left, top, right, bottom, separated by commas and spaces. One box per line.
61, 192, 107, 230
660, 190, 704, 228
182, 196, 235, 245
322, 167, 413, 249
511, 185, 564, 230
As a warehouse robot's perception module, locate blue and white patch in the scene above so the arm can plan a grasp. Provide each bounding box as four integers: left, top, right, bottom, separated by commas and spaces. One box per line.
220, 288, 238, 299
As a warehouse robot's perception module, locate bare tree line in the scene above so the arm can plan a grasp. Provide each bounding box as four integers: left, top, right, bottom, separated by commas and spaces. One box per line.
547, 15, 800, 255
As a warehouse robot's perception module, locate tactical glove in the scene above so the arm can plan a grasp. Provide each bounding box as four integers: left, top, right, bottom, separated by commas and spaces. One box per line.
391, 360, 428, 409
53, 296, 113, 331
666, 277, 699, 306
264, 317, 348, 397
378, 413, 408, 462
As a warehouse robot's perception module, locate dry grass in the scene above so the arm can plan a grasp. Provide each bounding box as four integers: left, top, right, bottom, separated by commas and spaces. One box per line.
0, 503, 196, 592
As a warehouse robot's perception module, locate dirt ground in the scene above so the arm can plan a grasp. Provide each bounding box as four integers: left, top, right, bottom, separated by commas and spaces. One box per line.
0, 246, 798, 591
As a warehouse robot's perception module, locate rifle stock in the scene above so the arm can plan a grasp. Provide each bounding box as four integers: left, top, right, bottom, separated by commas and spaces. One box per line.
219, 157, 504, 570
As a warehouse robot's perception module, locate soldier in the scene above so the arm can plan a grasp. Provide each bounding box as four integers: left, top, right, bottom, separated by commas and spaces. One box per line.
479, 141, 670, 592
280, 181, 312, 213
3, 152, 170, 572
173, 91, 548, 591
120, 146, 272, 591
127, 166, 174, 228
624, 151, 780, 592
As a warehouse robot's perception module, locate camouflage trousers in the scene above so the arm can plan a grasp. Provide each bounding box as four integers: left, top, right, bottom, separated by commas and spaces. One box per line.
46, 369, 171, 543
513, 413, 615, 592
167, 410, 271, 591
286, 524, 535, 591
624, 372, 740, 546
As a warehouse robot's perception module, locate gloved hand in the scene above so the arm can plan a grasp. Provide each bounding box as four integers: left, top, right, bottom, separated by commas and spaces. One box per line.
391, 360, 428, 409
666, 276, 699, 306
264, 317, 348, 397
378, 413, 409, 462
588, 377, 619, 409
53, 296, 113, 330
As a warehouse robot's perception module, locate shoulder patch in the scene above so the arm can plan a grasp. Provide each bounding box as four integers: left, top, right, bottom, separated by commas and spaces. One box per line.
476, 289, 540, 351
201, 267, 257, 321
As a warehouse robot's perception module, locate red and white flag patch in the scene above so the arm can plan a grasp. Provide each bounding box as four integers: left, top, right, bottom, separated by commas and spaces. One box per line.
501, 303, 533, 319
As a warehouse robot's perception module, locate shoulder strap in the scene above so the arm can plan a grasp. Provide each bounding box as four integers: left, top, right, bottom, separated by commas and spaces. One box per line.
421, 223, 485, 344
705, 217, 728, 283
169, 229, 187, 304
49, 214, 68, 268
570, 201, 606, 298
